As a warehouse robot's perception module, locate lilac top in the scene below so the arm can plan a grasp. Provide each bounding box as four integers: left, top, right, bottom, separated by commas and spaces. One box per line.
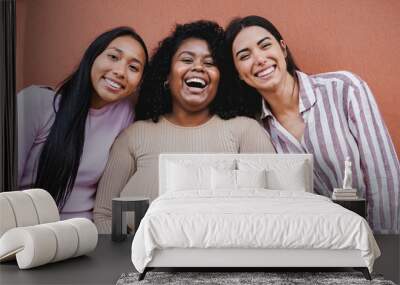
261, 71, 400, 234
18, 86, 134, 220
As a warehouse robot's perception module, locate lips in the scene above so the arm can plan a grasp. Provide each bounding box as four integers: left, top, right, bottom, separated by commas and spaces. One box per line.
255, 65, 275, 78
184, 76, 209, 90
104, 77, 125, 90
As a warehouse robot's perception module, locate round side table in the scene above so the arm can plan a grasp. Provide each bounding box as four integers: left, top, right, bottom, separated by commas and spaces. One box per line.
112, 196, 149, 242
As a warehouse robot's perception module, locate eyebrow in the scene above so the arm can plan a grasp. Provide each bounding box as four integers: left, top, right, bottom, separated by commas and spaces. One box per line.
177, 51, 212, 58
235, 36, 271, 57
106, 47, 143, 65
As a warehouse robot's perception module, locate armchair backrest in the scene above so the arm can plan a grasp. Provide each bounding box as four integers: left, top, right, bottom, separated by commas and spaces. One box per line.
0, 189, 59, 237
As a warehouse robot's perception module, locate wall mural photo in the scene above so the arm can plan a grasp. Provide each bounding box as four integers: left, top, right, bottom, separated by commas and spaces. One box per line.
2, 0, 400, 284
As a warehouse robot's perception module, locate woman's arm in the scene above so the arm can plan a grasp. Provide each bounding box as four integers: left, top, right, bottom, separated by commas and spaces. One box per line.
347, 73, 400, 233
93, 128, 136, 234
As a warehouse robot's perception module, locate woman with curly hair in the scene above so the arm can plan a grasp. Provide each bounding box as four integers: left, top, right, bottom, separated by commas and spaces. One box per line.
94, 20, 275, 233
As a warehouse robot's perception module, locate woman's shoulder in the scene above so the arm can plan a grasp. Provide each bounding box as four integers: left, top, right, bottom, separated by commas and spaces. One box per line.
305, 71, 373, 104
308, 70, 365, 87
18, 85, 57, 109
123, 118, 160, 134
216, 116, 263, 135
220, 115, 260, 126
18, 85, 56, 98
17, 85, 59, 125
113, 118, 161, 149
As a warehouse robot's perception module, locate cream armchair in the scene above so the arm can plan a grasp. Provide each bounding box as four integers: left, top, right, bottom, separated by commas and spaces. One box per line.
0, 189, 97, 269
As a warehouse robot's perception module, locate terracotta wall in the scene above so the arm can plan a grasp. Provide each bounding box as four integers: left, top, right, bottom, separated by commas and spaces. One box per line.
16, 0, 400, 155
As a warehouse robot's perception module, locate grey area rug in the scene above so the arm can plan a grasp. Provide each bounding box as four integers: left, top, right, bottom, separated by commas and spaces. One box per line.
116, 271, 396, 285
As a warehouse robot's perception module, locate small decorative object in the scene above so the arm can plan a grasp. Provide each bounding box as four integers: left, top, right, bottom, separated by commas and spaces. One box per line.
332, 157, 358, 200
342, 156, 353, 189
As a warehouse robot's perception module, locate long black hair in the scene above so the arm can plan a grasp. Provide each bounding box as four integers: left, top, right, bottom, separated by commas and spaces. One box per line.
224, 15, 301, 118
35, 27, 148, 209
135, 20, 237, 122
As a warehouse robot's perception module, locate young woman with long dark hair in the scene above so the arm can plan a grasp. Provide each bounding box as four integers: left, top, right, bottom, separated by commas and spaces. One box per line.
18, 26, 148, 220
224, 15, 399, 234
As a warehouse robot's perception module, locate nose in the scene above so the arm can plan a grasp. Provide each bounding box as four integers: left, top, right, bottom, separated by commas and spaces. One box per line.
192, 59, 205, 72
112, 61, 126, 79
254, 50, 267, 66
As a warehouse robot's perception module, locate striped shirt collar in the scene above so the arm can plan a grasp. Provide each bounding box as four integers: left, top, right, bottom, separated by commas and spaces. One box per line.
260, 70, 317, 120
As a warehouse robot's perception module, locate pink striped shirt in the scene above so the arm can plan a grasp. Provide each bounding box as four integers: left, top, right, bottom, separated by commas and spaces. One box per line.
261, 71, 400, 234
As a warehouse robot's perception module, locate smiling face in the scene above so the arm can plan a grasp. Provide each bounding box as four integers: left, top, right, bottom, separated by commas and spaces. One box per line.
90, 35, 146, 109
232, 26, 289, 93
167, 38, 220, 115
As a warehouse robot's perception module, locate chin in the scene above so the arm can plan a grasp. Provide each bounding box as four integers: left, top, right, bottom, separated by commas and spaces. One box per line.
102, 96, 122, 106
185, 103, 208, 110
183, 94, 209, 104
255, 80, 279, 92
184, 98, 210, 108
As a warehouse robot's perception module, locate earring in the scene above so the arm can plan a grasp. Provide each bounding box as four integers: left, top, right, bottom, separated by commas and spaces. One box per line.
163, 80, 169, 90
280, 40, 288, 57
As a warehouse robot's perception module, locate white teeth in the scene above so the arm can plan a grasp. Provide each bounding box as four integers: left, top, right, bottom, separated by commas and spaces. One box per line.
186, 77, 206, 86
105, 78, 122, 89
256, 66, 275, 78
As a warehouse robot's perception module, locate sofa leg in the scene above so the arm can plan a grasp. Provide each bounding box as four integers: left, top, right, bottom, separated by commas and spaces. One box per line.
354, 267, 371, 280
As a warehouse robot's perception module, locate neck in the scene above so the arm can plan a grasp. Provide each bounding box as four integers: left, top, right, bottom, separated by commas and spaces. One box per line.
259, 73, 298, 116
165, 108, 212, 127
91, 94, 108, 109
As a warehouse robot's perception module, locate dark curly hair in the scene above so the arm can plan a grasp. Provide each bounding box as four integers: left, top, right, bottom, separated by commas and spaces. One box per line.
135, 20, 237, 122
224, 15, 301, 118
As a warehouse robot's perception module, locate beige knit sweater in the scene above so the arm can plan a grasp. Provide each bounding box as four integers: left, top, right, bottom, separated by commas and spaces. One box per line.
94, 115, 275, 233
